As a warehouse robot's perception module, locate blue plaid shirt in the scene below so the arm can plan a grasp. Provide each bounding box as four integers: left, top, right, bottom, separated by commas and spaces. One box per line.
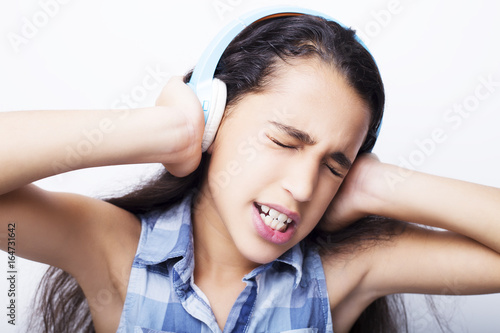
116, 194, 333, 333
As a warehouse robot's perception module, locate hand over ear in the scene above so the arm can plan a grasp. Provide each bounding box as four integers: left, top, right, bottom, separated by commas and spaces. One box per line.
155, 76, 205, 177
319, 153, 381, 232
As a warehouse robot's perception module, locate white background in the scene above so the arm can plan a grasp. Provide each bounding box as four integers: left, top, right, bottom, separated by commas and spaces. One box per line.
0, 0, 499, 332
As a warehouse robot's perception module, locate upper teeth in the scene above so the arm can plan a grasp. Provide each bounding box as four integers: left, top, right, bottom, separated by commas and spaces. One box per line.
257, 204, 293, 232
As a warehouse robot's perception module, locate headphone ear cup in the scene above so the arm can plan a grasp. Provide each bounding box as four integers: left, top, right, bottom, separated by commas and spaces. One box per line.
201, 78, 227, 152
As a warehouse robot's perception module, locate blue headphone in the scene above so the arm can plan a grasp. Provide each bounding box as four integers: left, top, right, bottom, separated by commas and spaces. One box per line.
188, 5, 377, 152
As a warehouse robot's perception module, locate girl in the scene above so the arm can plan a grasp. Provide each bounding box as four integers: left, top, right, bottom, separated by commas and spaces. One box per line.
1, 6, 500, 333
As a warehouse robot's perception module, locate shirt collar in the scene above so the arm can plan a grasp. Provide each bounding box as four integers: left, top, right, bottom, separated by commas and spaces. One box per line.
135, 194, 194, 266
135, 193, 305, 289
275, 242, 304, 288
242, 243, 304, 289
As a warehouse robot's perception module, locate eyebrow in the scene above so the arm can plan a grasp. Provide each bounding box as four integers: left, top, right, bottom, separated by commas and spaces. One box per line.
330, 152, 352, 170
269, 121, 353, 170
269, 121, 316, 145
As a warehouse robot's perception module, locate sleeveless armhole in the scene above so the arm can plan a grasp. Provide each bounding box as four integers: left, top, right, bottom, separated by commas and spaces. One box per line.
116, 212, 149, 332
307, 246, 334, 333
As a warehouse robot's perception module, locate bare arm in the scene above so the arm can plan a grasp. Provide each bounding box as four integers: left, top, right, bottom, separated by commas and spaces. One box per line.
368, 162, 500, 254
321, 155, 500, 330
0, 79, 203, 195
0, 77, 204, 271
363, 162, 500, 294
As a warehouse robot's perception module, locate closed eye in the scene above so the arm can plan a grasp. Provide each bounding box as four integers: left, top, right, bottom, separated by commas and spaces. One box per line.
324, 163, 343, 178
269, 135, 343, 178
268, 135, 298, 150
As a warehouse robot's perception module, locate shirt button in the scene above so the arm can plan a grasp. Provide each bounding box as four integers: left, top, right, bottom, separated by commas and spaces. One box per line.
178, 289, 186, 298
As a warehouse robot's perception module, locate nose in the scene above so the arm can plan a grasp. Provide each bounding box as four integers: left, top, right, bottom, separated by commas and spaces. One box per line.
281, 157, 318, 202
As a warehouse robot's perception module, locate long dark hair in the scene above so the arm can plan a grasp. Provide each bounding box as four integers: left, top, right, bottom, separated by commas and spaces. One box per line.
30, 14, 411, 333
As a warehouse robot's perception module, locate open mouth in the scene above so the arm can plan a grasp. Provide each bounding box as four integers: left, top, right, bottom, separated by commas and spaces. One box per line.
255, 203, 294, 233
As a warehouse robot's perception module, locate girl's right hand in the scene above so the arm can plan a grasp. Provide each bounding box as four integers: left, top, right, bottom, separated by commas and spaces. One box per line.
155, 76, 205, 177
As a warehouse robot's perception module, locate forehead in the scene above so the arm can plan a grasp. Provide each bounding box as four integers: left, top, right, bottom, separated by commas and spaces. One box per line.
226, 60, 371, 152
265, 59, 368, 111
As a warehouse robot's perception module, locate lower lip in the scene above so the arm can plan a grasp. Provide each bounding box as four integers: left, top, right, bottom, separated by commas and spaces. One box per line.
252, 204, 296, 245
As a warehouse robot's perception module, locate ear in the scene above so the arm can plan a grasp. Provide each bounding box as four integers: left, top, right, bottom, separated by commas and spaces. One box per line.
201, 78, 227, 152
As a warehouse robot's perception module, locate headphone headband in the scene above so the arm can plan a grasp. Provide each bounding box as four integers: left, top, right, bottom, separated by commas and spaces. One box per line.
188, 6, 369, 118
188, 6, 380, 152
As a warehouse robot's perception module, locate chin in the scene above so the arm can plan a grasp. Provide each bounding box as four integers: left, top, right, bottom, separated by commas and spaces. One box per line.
237, 238, 291, 265
244, 252, 282, 266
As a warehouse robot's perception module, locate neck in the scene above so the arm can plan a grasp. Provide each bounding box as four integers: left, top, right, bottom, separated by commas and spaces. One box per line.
192, 186, 259, 283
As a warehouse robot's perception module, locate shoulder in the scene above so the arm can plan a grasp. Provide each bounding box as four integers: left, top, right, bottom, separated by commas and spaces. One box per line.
0, 185, 143, 332
319, 243, 375, 331
71, 194, 142, 332
0, 184, 142, 276
320, 218, 500, 333
66, 192, 142, 296
317, 219, 408, 331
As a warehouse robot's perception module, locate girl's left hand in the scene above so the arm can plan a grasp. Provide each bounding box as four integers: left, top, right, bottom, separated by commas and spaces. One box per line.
318, 153, 382, 232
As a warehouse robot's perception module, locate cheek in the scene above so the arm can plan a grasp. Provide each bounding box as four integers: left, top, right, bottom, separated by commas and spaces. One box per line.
211, 130, 279, 185
206, 133, 264, 205
206, 153, 243, 200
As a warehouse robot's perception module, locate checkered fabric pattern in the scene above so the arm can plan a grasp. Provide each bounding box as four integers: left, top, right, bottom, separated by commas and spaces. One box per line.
116, 194, 333, 333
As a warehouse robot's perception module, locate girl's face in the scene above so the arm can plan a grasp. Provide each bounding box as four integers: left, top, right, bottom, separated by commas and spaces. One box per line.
196, 59, 370, 264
